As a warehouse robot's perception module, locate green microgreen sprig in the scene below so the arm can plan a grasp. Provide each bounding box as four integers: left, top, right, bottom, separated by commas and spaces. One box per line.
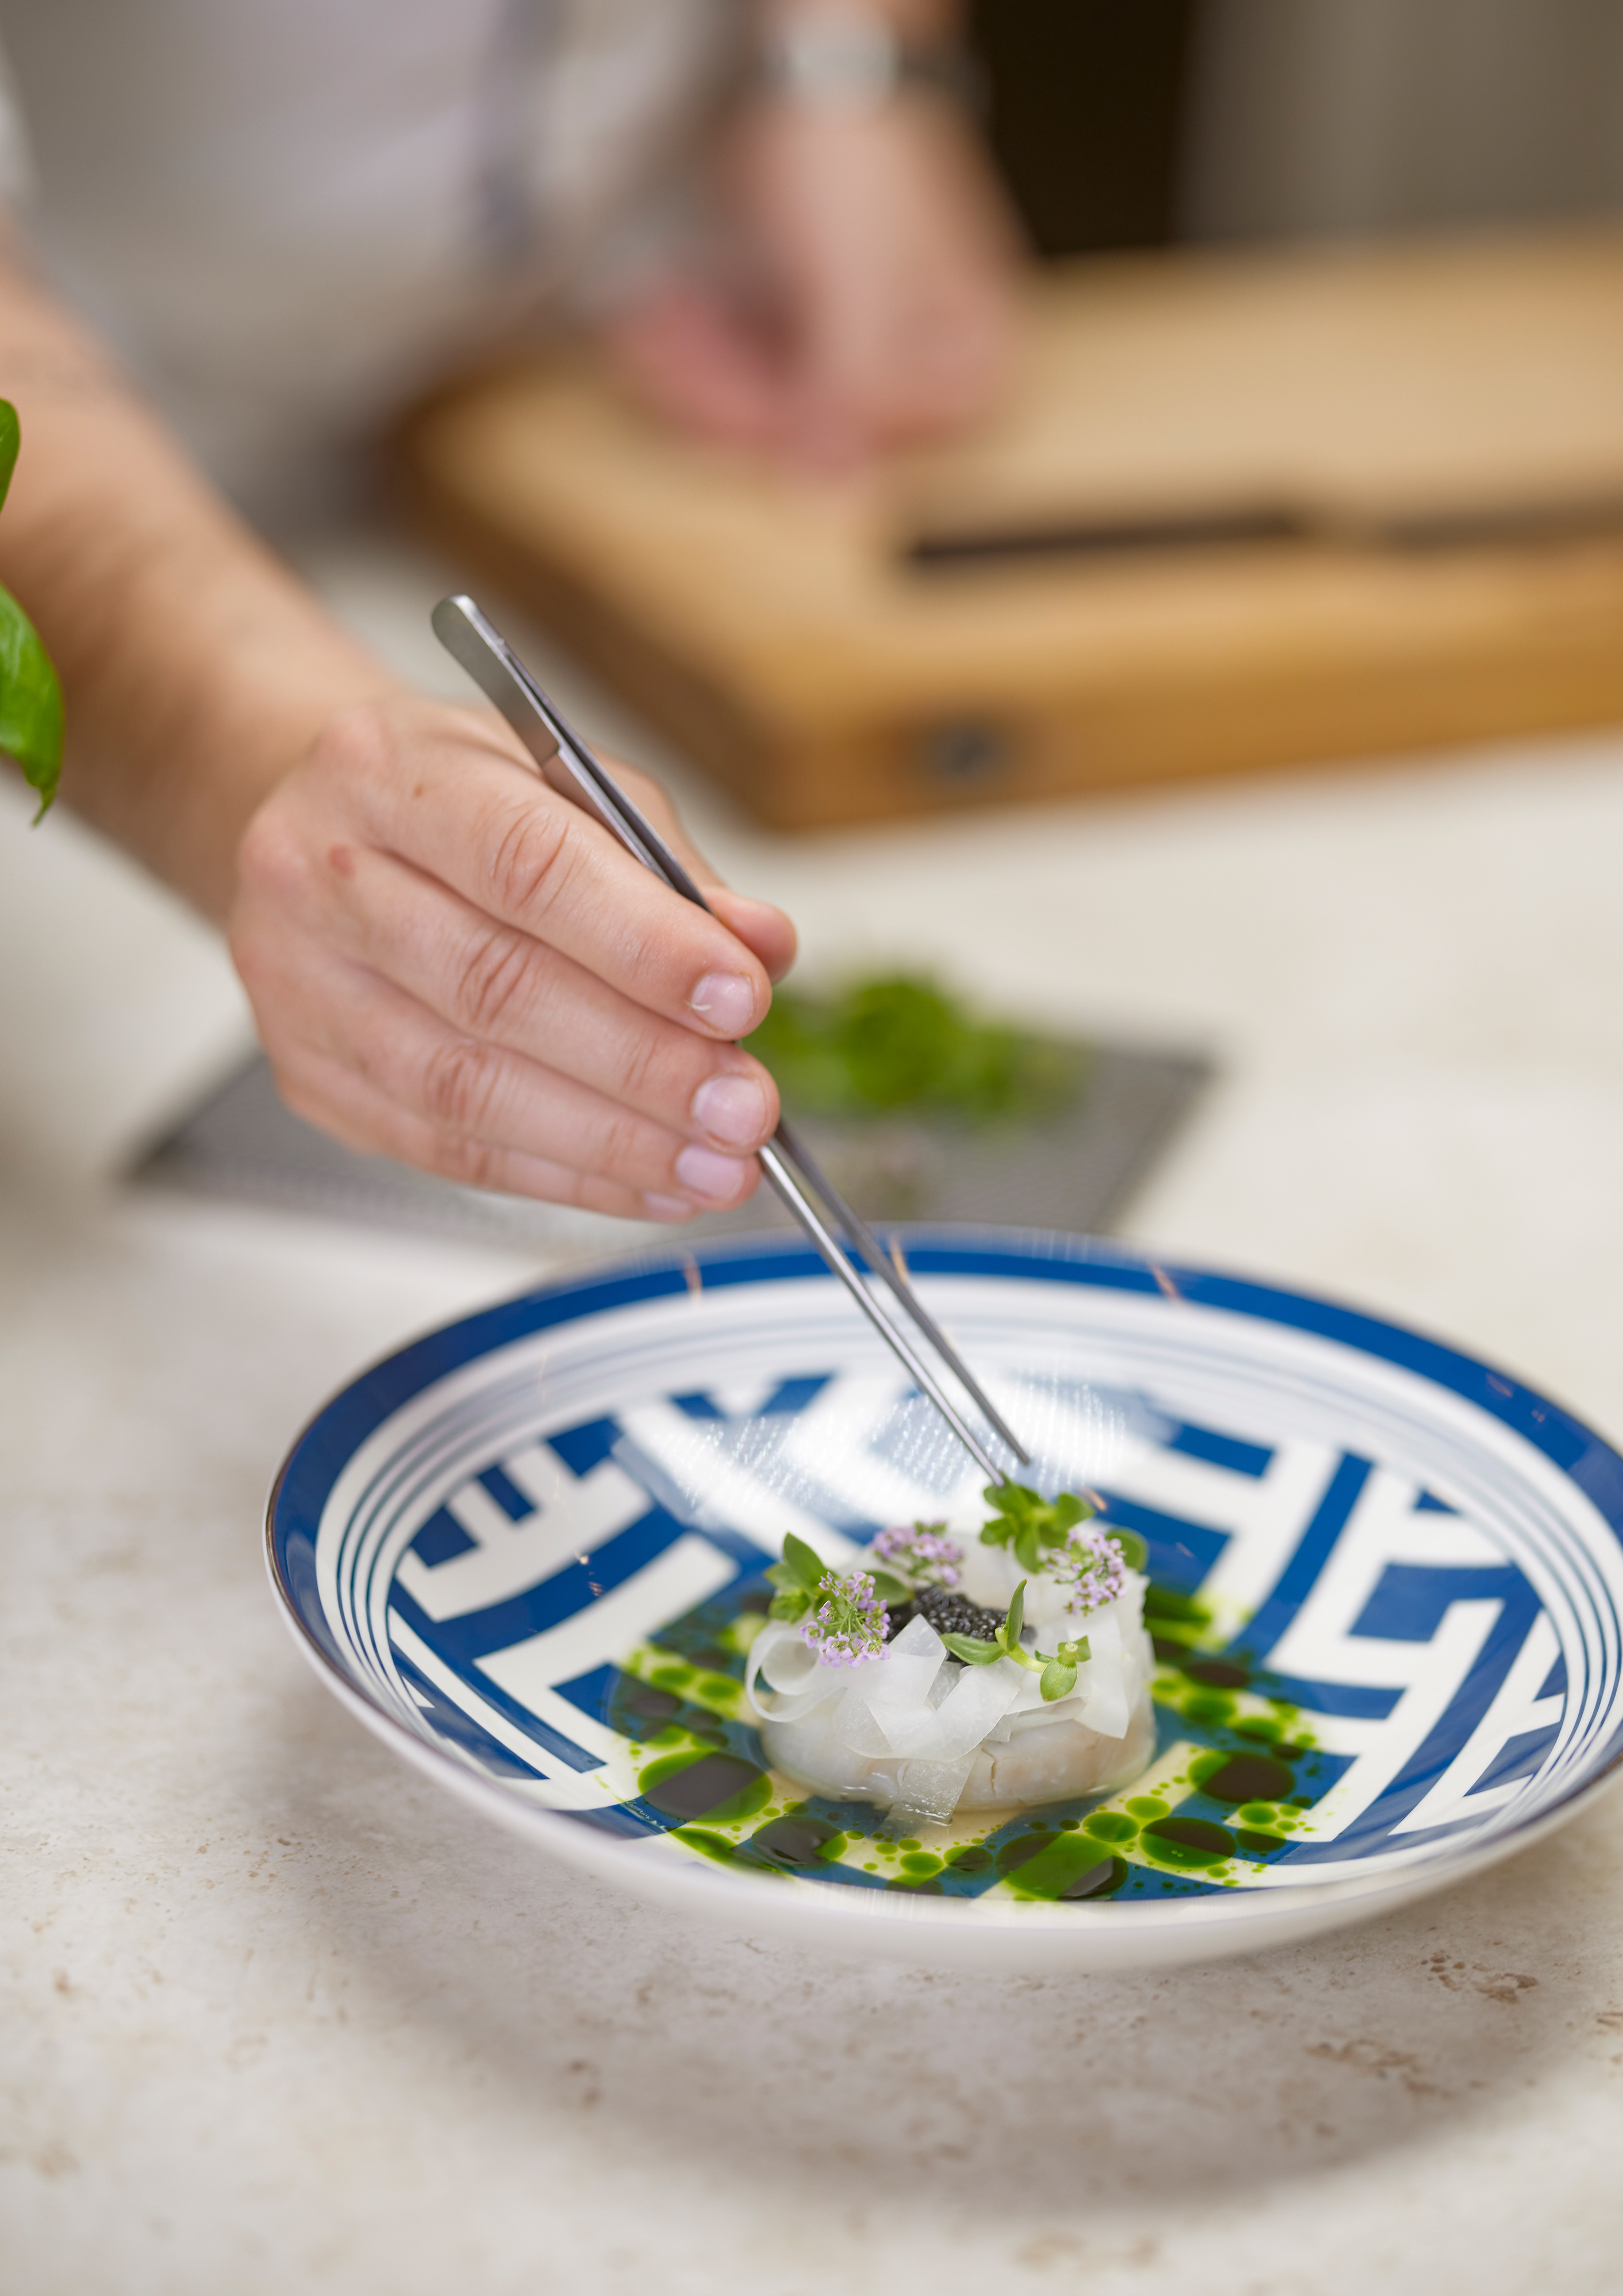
979, 1481, 1148, 1575
766, 1531, 908, 1625
938, 1578, 1093, 1701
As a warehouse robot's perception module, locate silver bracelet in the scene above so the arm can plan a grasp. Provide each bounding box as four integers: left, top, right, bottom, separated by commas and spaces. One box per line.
758, 9, 983, 114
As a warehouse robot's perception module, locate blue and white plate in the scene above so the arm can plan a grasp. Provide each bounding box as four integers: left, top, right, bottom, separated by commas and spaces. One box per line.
266, 1231, 1623, 1971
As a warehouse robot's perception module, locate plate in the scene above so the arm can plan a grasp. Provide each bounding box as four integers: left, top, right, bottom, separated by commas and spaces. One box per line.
266, 1230, 1623, 1972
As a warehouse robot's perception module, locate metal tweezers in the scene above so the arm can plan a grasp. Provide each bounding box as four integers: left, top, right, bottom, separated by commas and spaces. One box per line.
433, 594, 1029, 1485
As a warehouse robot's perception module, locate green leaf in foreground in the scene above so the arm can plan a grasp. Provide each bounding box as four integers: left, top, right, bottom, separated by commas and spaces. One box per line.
939, 1631, 1003, 1665
0, 583, 63, 820
1039, 1658, 1078, 1702
0, 404, 64, 820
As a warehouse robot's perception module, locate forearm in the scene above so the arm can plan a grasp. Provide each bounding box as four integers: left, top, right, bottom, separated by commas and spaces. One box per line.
0, 242, 400, 921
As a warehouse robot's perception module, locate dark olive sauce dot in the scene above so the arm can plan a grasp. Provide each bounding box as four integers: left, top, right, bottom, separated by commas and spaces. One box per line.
1291, 1794, 1315, 1808
1144, 1587, 1210, 1624
737, 1591, 772, 1615
620, 1682, 684, 1727
695, 1645, 736, 1670
947, 1845, 994, 1873
1142, 1816, 1235, 1869
995, 1834, 1051, 1875
746, 1814, 846, 1868
1152, 1635, 1194, 1663
640, 1751, 770, 1824
1059, 1818, 1080, 1831
1237, 1830, 1288, 1857
1057, 1855, 1128, 1902
886, 1873, 945, 1894
1181, 1656, 1250, 1690
1235, 1719, 1282, 1743
1198, 1752, 1296, 1806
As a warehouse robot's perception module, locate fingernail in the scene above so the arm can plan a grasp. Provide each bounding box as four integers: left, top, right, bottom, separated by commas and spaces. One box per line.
674, 1143, 750, 1205
691, 1072, 770, 1147
689, 971, 758, 1038
642, 1193, 693, 1223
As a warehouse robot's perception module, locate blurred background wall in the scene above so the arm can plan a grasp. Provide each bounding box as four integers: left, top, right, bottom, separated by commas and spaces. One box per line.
967, 0, 1623, 257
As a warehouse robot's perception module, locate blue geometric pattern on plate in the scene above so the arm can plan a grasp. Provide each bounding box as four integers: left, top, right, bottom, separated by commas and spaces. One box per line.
267, 1231, 1623, 1923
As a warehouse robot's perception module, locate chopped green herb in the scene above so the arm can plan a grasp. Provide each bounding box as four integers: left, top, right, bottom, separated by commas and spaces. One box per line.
745, 974, 1084, 1126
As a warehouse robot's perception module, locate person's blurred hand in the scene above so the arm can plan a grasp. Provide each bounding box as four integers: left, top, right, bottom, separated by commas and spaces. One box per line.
605, 88, 1021, 467
228, 695, 795, 1220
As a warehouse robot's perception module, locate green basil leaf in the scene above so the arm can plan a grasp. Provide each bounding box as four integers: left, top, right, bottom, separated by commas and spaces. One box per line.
1039, 1659, 1077, 1702
0, 583, 63, 821
782, 1531, 828, 1592
939, 1632, 1003, 1665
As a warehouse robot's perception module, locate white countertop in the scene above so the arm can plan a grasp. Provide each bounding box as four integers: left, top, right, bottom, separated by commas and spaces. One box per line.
5, 523, 1623, 2295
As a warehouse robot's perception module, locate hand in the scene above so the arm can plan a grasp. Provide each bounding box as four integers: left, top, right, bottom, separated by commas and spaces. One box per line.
605, 89, 1020, 466
228, 694, 796, 1220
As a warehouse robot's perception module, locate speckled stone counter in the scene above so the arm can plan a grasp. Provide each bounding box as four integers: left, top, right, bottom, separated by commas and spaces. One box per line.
5, 531, 1623, 2296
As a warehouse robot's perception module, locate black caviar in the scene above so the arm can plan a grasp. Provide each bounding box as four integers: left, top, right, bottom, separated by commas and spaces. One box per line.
887, 1583, 1006, 1649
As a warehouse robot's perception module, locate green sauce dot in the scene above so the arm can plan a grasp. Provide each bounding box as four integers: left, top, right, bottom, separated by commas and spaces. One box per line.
1125, 1797, 1169, 1820
1237, 1802, 1278, 1826
899, 1839, 922, 1852
1082, 1812, 1139, 1844
900, 1852, 942, 1876
1184, 1693, 1236, 1724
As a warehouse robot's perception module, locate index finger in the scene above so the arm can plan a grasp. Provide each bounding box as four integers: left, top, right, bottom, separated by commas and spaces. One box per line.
347, 701, 779, 1043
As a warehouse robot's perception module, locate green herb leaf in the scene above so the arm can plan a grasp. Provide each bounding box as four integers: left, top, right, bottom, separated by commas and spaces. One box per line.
939, 1632, 1003, 1665
0, 581, 63, 823
1039, 1658, 1077, 1702
0, 401, 18, 515
1058, 1635, 1091, 1666
865, 1569, 911, 1604
1004, 1580, 1027, 1650
743, 973, 1086, 1128
768, 1589, 811, 1623
1014, 1525, 1042, 1574
781, 1532, 828, 1592
0, 408, 63, 821
1106, 1527, 1149, 1572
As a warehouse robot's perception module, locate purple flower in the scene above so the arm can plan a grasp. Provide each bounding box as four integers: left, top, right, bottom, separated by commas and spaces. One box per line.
871, 1523, 963, 1589
799, 1570, 890, 1663
1049, 1525, 1128, 1616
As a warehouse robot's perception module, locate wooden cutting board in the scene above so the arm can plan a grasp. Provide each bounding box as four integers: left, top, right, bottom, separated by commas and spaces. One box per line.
401, 227, 1623, 829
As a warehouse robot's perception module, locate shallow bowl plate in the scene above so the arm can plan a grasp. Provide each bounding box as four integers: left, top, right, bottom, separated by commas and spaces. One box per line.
267, 1231, 1623, 1972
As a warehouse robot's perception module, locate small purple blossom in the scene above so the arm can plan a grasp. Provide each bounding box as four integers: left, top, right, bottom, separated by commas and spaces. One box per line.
871, 1523, 963, 1588
1049, 1525, 1128, 1616
800, 1570, 890, 1663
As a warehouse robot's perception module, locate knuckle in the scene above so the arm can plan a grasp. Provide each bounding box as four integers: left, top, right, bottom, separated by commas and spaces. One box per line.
418, 1031, 502, 1136
485, 799, 573, 922
453, 924, 539, 1040
422, 1128, 503, 1190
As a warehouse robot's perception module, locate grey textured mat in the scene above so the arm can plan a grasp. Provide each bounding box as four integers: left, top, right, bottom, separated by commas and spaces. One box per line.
131, 1038, 1212, 1249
